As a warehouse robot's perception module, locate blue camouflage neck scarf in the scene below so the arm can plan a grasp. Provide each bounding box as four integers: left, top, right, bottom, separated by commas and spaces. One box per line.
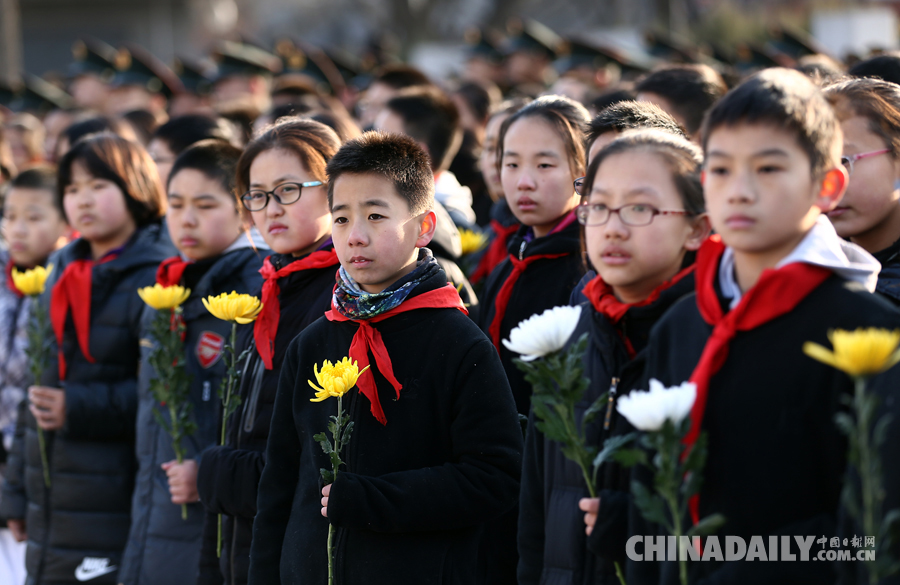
332, 248, 440, 320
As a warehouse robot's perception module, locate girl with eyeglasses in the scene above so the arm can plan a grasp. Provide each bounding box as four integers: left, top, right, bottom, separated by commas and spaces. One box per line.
518, 129, 710, 585
195, 119, 342, 585
824, 78, 900, 305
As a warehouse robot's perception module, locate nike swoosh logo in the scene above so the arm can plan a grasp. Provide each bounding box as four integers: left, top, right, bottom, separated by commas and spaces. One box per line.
74, 565, 117, 581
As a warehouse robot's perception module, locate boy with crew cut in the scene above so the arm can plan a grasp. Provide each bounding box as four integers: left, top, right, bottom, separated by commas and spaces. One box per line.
603, 68, 900, 583
247, 131, 523, 585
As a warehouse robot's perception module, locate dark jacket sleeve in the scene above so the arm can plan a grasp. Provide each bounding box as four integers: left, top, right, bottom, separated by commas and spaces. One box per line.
63, 378, 138, 441
247, 344, 303, 584
587, 489, 630, 562
197, 444, 266, 518
328, 339, 523, 533
516, 411, 545, 585
0, 399, 28, 519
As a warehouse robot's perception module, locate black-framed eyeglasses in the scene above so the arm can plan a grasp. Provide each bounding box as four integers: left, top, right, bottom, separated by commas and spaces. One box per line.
240, 181, 323, 211
840, 149, 890, 176
574, 176, 585, 196
576, 202, 691, 227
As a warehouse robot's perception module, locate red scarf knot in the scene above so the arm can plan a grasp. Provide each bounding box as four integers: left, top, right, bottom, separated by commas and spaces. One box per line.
488, 251, 570, 352
156, 256, 192, 287
325, 284, 467, 425
49, 254, 119, 381
583, 265, 696, 358
682, 235, 831, 525
254, 250, 339, 370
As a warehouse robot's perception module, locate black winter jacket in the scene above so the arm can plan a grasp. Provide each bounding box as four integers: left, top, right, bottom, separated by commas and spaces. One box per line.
873, 239, 900, 306
477, 218, 585, 415
628, 274, 900, 585
119, 246, 265, 585
0, 224, 175, 585
518, 275, 695, 585
247, 268, 523, 585
196, 251, 339, 585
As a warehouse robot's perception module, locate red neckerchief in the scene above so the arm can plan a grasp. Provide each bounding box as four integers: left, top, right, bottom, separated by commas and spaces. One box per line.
683, 235, 831, 525
50, 253, 119, 380
583, 264, 695, 358
6, 262, 23, 298
156, 256, 192, 287
325, 284, 467, 425
470, 220, 520, 285
255, 249, 340, 370
487, 210, 577, 352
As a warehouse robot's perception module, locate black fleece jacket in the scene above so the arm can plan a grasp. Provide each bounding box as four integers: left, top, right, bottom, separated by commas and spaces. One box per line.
247, 268, 523, 585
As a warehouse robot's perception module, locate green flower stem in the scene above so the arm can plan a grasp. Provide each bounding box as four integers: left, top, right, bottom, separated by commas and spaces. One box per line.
37, 427, 50, 488
326, 395, 343, 585
614, 561, 626, 585
547, 368, 597, 498
218, 322, 238, 557
27, 299, 51, 488
220, 322, 237, 446
168, 399, 187, 520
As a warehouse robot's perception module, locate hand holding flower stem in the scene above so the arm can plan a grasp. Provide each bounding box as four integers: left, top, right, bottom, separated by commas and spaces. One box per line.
14, 265, 54, 488
138, 284, 194, 519
202, 291, 262, 556
615, 380, 725, 585
310, 357, 369, 585
805, 328, 900, 583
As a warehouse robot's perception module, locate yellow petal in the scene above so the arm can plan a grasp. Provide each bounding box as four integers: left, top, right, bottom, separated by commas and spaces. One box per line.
12, 264, 53, 296
805, 329, 900, 377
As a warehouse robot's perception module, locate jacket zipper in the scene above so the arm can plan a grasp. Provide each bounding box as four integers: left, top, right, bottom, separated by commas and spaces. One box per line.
604, 377, 619, 431
518, 240, 527, 261
239, 355, 265, 442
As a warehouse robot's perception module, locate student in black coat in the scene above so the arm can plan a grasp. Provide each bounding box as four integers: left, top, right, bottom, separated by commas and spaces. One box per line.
604, 69, 900, 585
120, 141, 268, 585
477, 96, 591, 415
0, 134, 175, 585
195, 119, 343, 585
248, 131, 522, 585
518, 131, 709, 585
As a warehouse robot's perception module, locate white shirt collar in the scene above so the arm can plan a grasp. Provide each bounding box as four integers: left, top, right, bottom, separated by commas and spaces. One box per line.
718, 215, 880, 309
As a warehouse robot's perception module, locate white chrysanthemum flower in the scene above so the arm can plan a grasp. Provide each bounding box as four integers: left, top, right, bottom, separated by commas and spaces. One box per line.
616, 379, 697, 432
502, 305, 582, 362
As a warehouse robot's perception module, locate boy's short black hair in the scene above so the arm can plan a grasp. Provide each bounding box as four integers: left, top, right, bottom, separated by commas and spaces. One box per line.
326, 131, 435, 215
8, 166, 65, 215
453, 80, 501, 125
152, 114, 235, 155
384, 86, 462, 173
371, 65, 431, 90
636, 64, 727, 134
701, 67, 839, 179
167, 139, 243, 209
587, 100, 686, 151
849, 52, 900, 85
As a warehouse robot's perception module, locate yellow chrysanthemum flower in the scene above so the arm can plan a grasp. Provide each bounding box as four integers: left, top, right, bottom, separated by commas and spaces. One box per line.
11, 264, 53, 296
803, 328, 900, 378
137, 283, 191, 310
202, 291, 263, 324
309, 357, 370, 402
458, 228, 488, 256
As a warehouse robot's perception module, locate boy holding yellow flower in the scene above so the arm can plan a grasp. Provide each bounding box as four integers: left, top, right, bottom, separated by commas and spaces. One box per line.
0, 167, 70, 581
248, 132, 523, 585
119, 140, 266, 585
602, 70, 900, 583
